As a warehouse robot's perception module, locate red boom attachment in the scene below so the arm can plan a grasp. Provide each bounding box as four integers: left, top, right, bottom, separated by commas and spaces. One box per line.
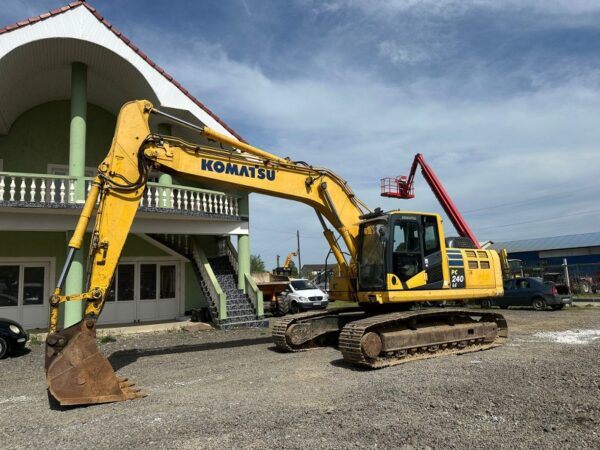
381, 176, 414, 199
381, 153, 480, 249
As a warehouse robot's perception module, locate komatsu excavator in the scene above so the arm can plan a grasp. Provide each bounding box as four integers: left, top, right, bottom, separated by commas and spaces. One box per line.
45, 100, 508, 406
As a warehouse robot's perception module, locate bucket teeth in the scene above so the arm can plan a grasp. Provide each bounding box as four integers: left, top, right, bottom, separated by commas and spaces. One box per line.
118, 378, 135, 388
122, 386, 147, 400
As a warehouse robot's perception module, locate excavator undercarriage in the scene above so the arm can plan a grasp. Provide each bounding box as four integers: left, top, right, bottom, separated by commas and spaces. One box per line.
273, 307, 508, 368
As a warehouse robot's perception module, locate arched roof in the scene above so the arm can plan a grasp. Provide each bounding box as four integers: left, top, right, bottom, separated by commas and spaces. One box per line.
0, 37, 159, 132
0, 1, 243, 141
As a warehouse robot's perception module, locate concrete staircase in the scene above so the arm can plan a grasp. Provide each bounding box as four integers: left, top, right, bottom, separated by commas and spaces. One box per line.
207, 255, 268, 329
149, 234, 267, 329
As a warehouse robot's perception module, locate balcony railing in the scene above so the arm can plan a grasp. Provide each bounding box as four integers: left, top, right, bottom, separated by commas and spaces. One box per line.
0, 172, 240, 218
0, 172, 78, 204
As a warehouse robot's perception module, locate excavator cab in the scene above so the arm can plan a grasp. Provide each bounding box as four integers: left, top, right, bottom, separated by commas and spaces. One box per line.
357, 211, 446, 294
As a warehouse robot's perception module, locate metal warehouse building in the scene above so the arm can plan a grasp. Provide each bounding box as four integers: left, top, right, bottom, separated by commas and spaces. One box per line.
492, 232, 600, 267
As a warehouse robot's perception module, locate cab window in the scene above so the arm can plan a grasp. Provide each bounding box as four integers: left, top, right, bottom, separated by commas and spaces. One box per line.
392, 220, 422, 282
422, 216, 440, 256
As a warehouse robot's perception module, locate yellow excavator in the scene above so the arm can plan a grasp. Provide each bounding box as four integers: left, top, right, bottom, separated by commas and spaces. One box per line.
273, 251, 298, 277
45, 100, 508, 406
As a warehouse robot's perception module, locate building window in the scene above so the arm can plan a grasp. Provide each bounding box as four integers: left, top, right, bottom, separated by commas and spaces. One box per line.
105, 262, 178, 302
47, 164, 96, 177
118, 264, 135, 301
0, 263, 48, 307
160, 265, 176, 299
140, 264, 157, 300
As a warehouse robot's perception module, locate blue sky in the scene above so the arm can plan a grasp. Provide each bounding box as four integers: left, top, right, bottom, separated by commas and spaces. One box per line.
3, 0, 600, 269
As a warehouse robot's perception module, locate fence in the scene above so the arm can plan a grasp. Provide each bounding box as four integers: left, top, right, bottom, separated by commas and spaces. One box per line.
522, 262, 600, 295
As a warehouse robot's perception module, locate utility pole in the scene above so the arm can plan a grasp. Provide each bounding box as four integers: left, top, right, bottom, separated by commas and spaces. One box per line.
297, 230, 302, 278
276, 254, 280, 268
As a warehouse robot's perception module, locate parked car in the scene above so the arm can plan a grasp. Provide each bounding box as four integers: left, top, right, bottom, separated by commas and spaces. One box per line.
0, 318, 29, 358
481, 277, 572, 311
281, 279, 329, 314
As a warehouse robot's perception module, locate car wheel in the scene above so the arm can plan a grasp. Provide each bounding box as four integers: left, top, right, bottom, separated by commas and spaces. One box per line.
532, 297, 546, 311
0, 337, 7, 359
290, 302, 300, 314
480, 298, 492, 309
551, 304, 565, 310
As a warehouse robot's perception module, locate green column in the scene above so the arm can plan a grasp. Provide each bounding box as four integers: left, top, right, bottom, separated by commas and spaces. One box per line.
64, 232, 85, 328
237, 193, 250, 291
69, 62, 87, 202
64, 62, 87, 328
158, 123, 173, 207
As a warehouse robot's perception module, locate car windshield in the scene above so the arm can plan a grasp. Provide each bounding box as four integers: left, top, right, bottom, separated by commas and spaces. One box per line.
291, 280, 317, 290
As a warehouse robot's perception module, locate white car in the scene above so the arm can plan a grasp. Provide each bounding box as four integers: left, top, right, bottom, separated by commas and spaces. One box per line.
283, 279, 329, 314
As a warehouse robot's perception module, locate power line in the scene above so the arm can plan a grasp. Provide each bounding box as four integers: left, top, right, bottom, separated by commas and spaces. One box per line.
462, 182, 600, 215
475, 207, 600, 232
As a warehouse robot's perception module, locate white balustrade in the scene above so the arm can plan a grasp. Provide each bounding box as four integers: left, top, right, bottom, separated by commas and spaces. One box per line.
0, 173, 241, 218
143, 182, 240, 217
0, 173, 78, 205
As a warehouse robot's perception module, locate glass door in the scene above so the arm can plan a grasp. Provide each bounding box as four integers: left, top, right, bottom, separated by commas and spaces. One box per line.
157, 264, 177, 320
99, 264, 136, 325
137, 264, 158, 321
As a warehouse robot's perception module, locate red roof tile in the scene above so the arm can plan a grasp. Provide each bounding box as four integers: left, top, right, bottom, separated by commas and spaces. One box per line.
0, 1, 245, 142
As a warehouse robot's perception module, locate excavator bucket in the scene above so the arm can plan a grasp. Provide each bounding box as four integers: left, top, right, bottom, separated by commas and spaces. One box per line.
45, 321, 145, 406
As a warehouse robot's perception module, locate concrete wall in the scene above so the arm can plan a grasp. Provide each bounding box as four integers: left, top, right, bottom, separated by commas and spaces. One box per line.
0, 100, 116, 172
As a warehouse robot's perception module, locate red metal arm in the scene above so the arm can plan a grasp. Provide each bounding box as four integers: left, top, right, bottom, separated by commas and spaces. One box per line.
381, 153, 480, 248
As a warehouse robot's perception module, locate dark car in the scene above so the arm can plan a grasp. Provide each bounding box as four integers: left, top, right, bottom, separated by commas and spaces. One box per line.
482, 277, 572, 311
0, 318, 29, 358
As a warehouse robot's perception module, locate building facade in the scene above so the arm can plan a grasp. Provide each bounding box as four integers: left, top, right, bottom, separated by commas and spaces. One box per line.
0, 2, 265, 329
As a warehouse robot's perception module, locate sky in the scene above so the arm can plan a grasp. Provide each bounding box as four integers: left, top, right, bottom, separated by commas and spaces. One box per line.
2, 0, 600, 270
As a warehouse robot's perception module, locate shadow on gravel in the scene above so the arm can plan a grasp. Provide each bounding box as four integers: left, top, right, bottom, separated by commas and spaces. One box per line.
46, 390, 96, 412
108, 336, 274, 371
6, 348, 31, 358
329, 358, 372, 371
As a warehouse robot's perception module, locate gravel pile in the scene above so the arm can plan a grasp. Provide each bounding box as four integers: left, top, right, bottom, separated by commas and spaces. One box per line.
1, 308, 599, 449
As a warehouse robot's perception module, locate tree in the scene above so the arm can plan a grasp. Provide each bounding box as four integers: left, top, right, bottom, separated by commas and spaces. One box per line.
288, 260, 299, 278
250, 254, 266, 273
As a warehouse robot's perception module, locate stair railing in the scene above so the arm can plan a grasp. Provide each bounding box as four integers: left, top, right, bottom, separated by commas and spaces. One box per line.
244, 273, 264, 317
219, 237, 239, 274
191, 244, 228, 321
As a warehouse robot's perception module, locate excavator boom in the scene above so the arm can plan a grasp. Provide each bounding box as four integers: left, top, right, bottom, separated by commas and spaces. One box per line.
45, 100, 369, 405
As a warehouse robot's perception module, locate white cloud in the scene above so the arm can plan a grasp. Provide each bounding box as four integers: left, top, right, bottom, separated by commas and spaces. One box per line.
306, 0, 600, 17
127, 25, 600, 264
378, 40, 432, 65
5, 1, 597, 267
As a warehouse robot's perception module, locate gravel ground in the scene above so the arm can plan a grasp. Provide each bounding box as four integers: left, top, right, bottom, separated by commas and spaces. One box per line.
1, 308, 599, 449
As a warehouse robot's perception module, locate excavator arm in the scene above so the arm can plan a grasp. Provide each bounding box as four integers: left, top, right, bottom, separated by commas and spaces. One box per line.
45, 100, 368, 405
282, 252, 298, 269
